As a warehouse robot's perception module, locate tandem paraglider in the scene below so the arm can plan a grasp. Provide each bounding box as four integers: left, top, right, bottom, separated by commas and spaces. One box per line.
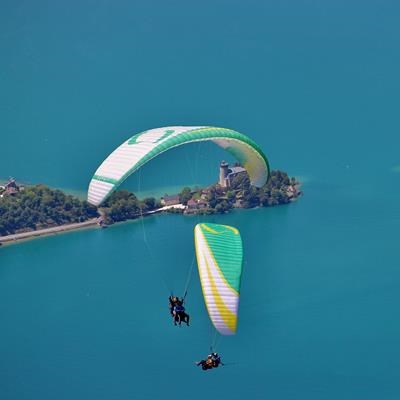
196, 352, 224, 370
194, 223, 244, 371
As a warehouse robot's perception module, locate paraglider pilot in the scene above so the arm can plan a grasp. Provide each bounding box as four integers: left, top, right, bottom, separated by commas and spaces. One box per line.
196, 352, 223, 370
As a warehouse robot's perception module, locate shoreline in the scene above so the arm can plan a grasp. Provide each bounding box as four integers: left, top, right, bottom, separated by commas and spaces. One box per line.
1, 172, 302, 246
0, 218, 101, 245
0, 185, 300, 246
1, 183, 302, 246
0, 204, 186, 246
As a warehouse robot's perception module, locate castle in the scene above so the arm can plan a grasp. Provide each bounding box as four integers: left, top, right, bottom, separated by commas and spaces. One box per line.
219, 161, 246, 188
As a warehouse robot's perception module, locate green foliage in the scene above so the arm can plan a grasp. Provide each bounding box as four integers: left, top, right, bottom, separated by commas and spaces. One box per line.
102, 190, 138, 207
0, 185, 98, 236
0, 169, 300, 235
205, 169, 298, 211
179, 187, 192, 205
214, 200, 232, 214
140, 197, 158, 212
191, 191, 202, 201
101, 190, 161, 223
242, 186, 260, 208
258, 170, 293, 207
230, 173, 250, 190
94, 169, 299, 225
101, 190, 141, 223
226, 190, 236, 203
207, 187, 218, 208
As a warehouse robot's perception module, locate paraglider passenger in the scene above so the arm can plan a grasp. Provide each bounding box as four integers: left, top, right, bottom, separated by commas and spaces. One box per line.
196, 353, 223, 370
169, 295, 184, 311
169, 295, 189, 326
196, 357, 214, 370
168, 296, 178, 316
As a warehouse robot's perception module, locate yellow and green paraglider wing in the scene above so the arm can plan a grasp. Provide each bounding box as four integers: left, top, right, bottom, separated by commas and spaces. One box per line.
194, 223, 243, 335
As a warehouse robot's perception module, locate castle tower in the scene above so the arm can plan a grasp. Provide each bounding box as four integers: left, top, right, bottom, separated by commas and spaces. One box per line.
219, 161, 229, 187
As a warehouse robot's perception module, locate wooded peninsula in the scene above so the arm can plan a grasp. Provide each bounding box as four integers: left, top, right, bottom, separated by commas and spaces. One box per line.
0, 170, 301, 241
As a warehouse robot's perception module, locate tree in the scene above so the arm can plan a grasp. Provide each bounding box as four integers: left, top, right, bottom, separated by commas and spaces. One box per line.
0, 223, 6, 235
207, 187, 218, 208
230, 173, 250, 191
141, 197, 157, 212
226, 190, 236, 203
179, 187, 192, 205
0, 185, 99, 235
215, 200, 231, 214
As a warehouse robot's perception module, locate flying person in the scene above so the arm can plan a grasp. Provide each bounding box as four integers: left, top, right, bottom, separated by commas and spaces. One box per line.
196, 352, 223, 370
173, 302, 184, 324
168, 295, 184, 315
196, 357, 213, 371
210, 352, 223, 367
168, 295, 190, 326
173, 302, 190, 326
168, 295, 178, 316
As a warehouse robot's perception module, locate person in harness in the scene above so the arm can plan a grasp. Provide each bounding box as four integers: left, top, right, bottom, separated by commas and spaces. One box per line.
210, 352, 222, 367
168, 296, 179, 316
196, 352, 223, 370
168, 295, 190, 326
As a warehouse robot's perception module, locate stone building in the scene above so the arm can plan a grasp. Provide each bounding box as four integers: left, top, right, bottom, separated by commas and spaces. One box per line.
219, 161, 246, 188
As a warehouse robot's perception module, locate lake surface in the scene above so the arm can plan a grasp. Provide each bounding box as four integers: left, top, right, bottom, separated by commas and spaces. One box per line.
1, 1, 400, 399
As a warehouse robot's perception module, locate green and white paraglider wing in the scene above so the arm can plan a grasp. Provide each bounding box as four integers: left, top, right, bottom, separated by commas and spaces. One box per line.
87, 126, 269, 205
194, 223, 243, 336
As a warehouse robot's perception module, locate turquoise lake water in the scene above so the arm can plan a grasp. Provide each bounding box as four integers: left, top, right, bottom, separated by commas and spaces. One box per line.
1, 1, 400, 399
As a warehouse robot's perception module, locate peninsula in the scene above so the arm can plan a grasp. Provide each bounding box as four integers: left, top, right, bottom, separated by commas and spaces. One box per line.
0, 164, 301, 245
0, 181, 99, 242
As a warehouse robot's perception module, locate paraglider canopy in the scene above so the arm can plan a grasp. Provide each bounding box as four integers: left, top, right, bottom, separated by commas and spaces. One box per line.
194, 223, 243, 335
87, 126, 270, 206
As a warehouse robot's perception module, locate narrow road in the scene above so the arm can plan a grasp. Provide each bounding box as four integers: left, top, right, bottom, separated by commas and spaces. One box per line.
0, 218, 100, 244
0, 204, 187, 245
